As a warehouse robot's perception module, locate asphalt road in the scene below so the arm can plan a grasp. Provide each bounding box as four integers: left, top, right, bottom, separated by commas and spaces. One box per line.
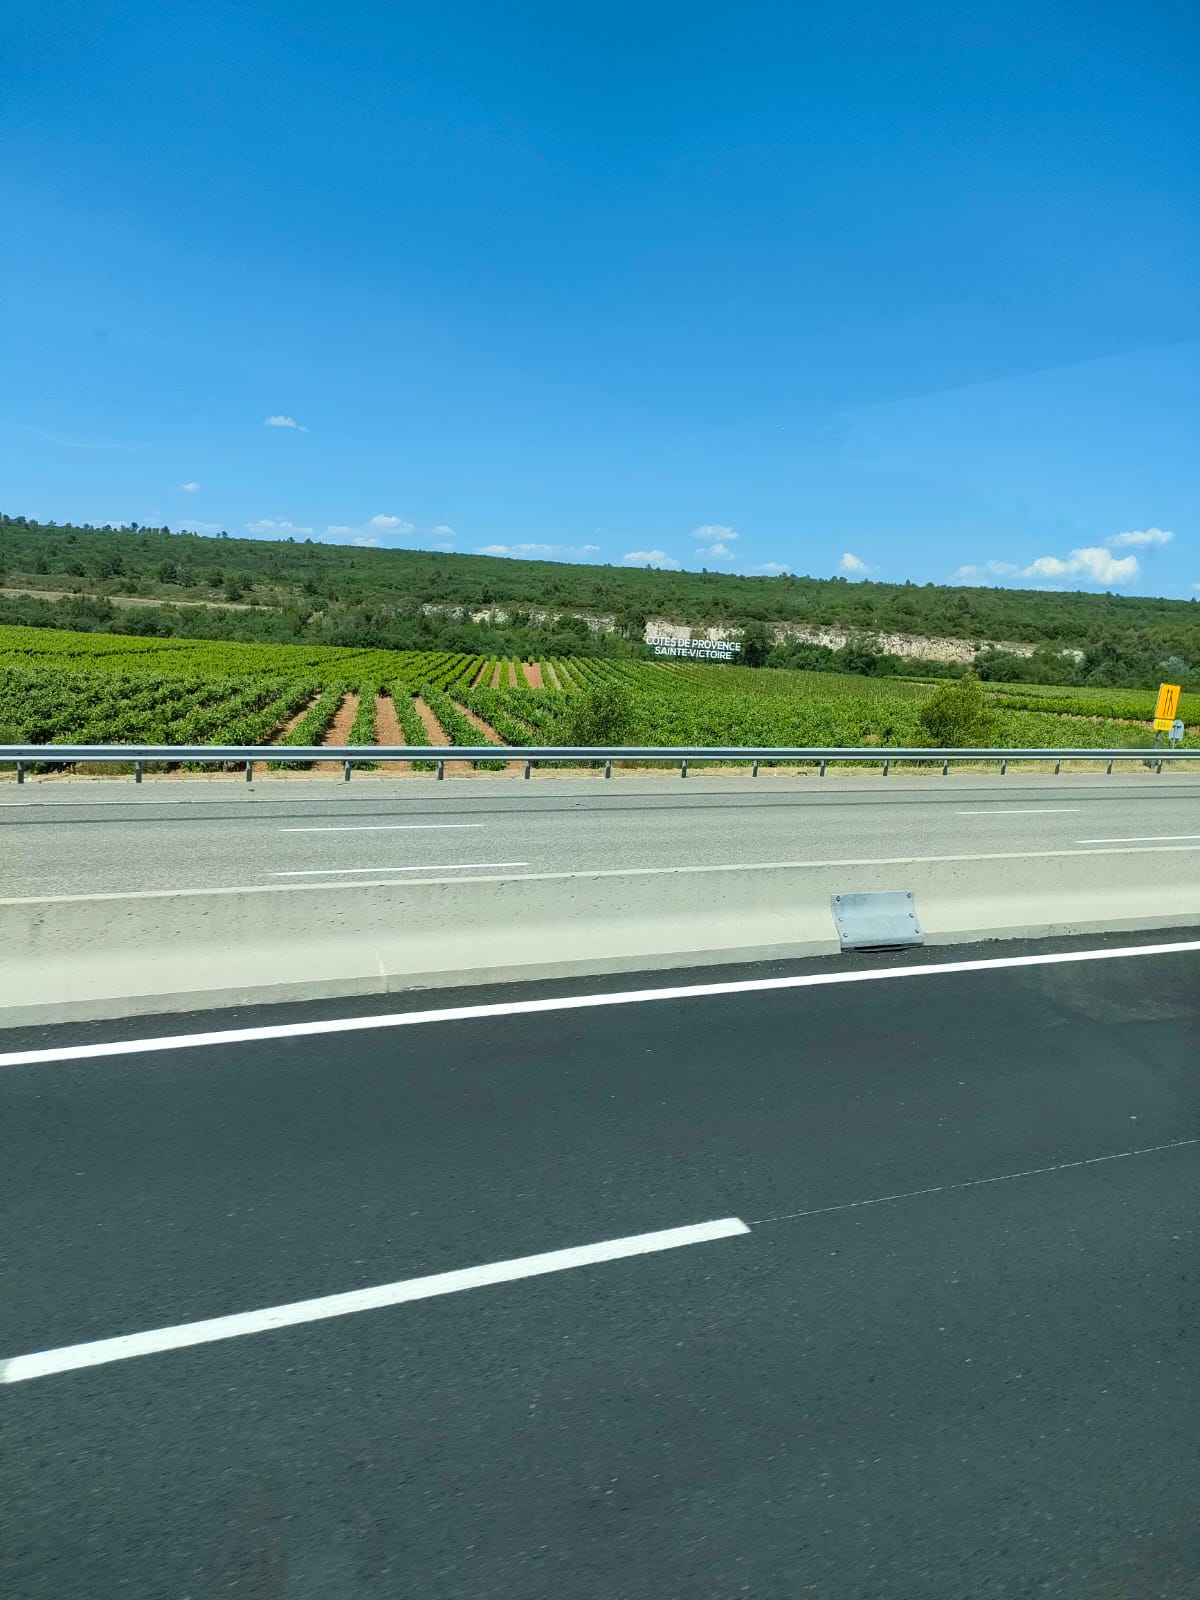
3, 770, 1200, 895
4, 933, 1199, 1597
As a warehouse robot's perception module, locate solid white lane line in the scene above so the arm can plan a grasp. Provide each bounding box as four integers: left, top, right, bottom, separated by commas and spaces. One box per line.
0, 1218, 750, 1383
3, 939, 1198, 1069
957, 808, 1080, 815
1077, 834, 1200, 845
280, 824, 484, 833
753, 1139, 1200, 1225
271, 862, 527, 876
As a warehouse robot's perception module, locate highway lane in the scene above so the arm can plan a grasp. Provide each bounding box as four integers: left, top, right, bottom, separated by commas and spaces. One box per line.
3, 770, 1200, 894
3, 935, 1199, 1597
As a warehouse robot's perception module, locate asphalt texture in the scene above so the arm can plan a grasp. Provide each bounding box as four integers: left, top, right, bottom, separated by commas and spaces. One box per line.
3, 933, 1199, 1598
3, 769, 1200, 895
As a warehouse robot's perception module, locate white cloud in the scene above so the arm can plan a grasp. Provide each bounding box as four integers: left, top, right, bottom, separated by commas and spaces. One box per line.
245, 518, 313, 535
754, 561, 791, 575
955, 549, 1140, 585
180, 481, 200, 493
474, 542, 601, 560
1023, 547, 1138, 585
320, 516, 419, 543
623, 549, 681, 569
953, 560, 1019, 580
177, 519, 223, 534
329, 519, 457, 550
698, 541, 735, 559
1107, 527, 1174, 549
264, 415, 309, 432
692, 524, 739, 542
839, 552, 869, 574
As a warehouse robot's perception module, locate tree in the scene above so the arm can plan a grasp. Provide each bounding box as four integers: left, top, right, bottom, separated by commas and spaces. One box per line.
973, 648, 1027, 682
768, 639, 837, 673
617, 605, 648, 642
918, 674, 996, 747
738, 620, 773, 667
833, 637, 884, 676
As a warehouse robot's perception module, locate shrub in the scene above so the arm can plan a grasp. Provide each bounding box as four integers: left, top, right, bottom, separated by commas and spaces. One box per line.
917, 674, 996, 747
553, 681, 635, 745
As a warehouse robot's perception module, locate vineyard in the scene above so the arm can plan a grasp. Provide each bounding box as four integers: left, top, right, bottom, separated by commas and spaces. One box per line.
0, 624, 1193, 768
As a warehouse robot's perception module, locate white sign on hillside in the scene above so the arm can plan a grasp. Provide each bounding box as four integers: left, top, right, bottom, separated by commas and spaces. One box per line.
647, 636, 741, 662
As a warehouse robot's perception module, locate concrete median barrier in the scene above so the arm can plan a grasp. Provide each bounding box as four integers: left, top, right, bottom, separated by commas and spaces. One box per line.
2, 844, 1199, 1024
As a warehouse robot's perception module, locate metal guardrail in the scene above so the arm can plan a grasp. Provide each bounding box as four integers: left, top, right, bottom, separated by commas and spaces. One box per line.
2, 743, 1196, 783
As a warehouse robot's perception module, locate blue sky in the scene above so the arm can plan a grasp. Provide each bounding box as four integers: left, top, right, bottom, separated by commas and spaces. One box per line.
4, 0, 1197, 595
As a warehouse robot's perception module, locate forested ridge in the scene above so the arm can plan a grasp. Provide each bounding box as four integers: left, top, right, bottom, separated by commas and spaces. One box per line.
2, 513, 1196, 688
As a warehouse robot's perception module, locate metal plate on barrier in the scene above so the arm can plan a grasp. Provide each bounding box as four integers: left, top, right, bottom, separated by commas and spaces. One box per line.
831, 890, 924, 952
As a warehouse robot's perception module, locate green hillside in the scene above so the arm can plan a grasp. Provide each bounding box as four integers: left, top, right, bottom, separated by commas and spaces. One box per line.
1, 513, 1197, 689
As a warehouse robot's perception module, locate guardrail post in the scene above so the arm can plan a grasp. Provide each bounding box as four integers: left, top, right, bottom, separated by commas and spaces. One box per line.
437, 759, 445, 781
524, 759, 532, 779
245, 760, 253, 784
752, 759, 759, 777
1106, 759, 1113, 775
882, 759, 890, 777
135, 760, 143, 784
1000, 759, 1006, 775
604, 758, 612, 779
819, 759, 826, 777
681, 758, 688, 778
343, 760, 352, 783
1055, 759, 1061, 775
941, 758, 948, 776
16, 760, 24, 786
